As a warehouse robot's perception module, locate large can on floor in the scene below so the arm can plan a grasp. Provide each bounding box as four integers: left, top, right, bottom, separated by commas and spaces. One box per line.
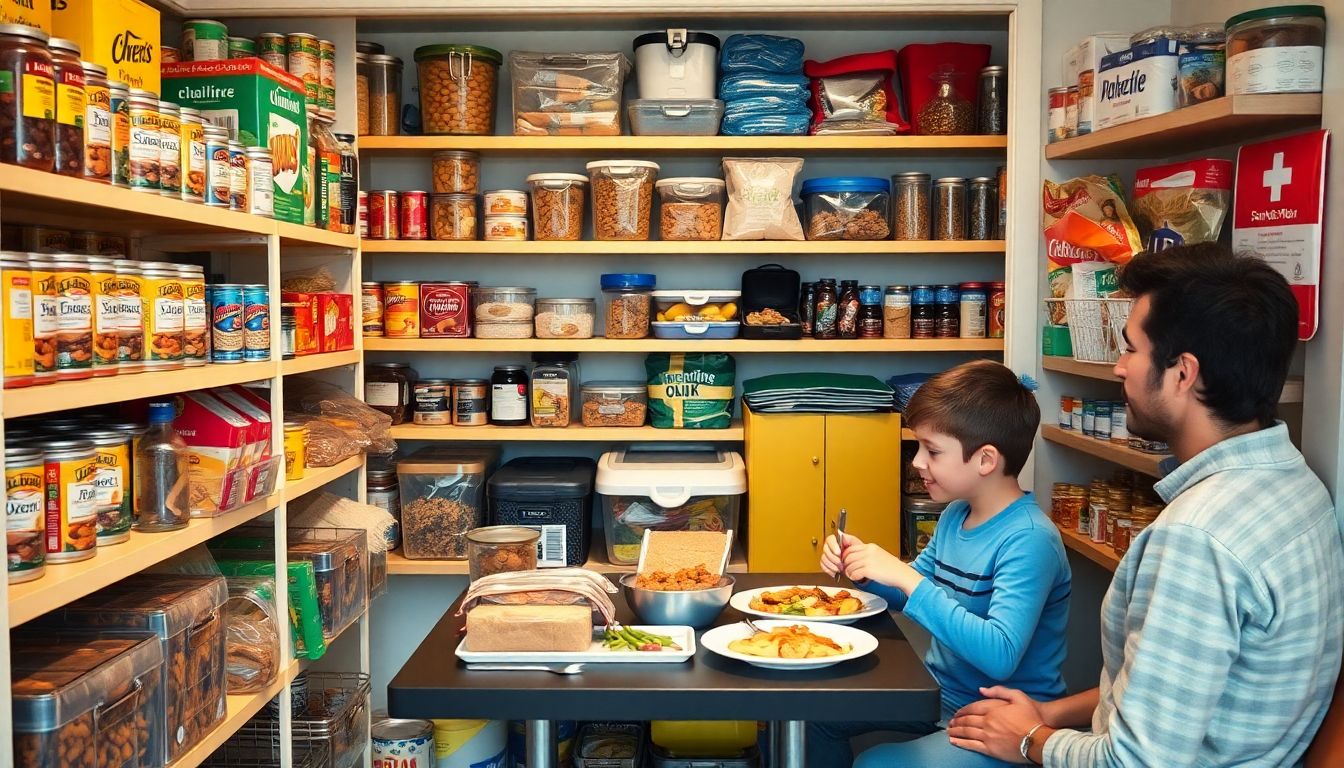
211, 283, 245, 363
373, 717, 435, 768
243, 284, 270, 361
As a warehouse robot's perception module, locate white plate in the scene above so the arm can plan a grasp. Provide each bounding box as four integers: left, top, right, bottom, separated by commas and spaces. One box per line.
455, 625, 696, 665
730, 585, 889, 625
701, 619, 879, 671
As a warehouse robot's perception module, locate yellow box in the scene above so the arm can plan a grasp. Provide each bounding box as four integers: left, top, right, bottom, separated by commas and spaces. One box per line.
52, 0, 160, 94
2, 0, 51, 32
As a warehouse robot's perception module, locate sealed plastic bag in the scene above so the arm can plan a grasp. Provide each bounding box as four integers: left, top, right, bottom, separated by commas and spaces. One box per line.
722, 157, 806, 239
718, 72, 811, 102
720, 34, 805, 74
805, 50, 909, 134
1132, 159, 1232, 250
1042, 174, 1142, 324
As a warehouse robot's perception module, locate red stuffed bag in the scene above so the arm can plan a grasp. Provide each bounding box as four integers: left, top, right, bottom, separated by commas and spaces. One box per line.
804, 50, 909, 135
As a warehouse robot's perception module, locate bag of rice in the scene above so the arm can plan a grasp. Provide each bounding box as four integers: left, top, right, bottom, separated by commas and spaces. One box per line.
646, 353, 736, 429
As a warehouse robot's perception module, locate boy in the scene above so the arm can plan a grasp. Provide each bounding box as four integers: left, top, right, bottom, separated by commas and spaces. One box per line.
811, 360, 1071, 767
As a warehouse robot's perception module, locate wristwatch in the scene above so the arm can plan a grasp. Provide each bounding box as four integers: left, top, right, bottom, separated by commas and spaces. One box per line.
1020, 722, 1046, 764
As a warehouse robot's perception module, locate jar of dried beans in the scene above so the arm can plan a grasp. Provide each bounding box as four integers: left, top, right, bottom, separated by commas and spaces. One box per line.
432, 150, 480, 194
0, 24, 56, 171
917, 72, 974, 135
891, 172, 930, 240
934, 177, 968, 240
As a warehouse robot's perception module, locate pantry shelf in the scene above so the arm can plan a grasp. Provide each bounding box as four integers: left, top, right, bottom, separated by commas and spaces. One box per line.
1042, 357, 1121, 382
361, 239, 1006, 255
171, 661, 301, 768
281, 350, 363, 376
6, 493, 279, 628
365, 338, 1004, 354
1044, 93, 1323, 160
284, 455, 366, 503
275, 221, 360, 249
1041, 424, 1167, 478
357, 135, 1009, 154
389, 421, 744, 442
1056, 523, 1121, 572
3, 362, 277, 419
387, 539, 750, 576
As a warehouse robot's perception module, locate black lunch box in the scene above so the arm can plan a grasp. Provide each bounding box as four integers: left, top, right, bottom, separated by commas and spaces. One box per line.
740, 263, 803, 340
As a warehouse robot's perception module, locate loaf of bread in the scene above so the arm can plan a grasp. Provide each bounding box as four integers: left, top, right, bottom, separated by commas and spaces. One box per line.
464, 604, 595, 652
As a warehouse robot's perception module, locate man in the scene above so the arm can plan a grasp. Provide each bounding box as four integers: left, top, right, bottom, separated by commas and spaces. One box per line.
947, 244, 1344, 766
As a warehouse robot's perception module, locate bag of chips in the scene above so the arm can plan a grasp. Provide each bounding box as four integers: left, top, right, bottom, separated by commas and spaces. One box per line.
1042, 174, 1142, 324
1132, 159, 1233, 251
646, 353, 736, 429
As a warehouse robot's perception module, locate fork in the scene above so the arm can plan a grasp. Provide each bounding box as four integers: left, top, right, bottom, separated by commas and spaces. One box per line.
741, 617, 767, 634
834, 508, 849, 583
466, 663, 585, 675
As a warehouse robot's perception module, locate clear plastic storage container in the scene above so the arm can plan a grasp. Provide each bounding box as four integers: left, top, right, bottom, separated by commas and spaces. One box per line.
652, 289, 742, 339
628, 99, 725, 136
527, 173, 588, 241
802, 177, 892, 241
286, 528, 368, 643
414, 44, 502, 135
595, 449, 746, 565
510, 51, 631, 136
587, 160, 659, 240
601, 273, 656, 339
432, 150, 481, 194
535, 298, 596, 339
466, 525, 540, 581
366, 54, 402, 136
582, 381, 649, 427
396, 447, 499, 560
656, 178, 725, 240
474, 286, 537, 324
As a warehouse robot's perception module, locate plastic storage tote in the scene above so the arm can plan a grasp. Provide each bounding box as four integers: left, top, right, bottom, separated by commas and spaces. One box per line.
595, 449, 746, 565
633, 30, 721, 99
801, 176, 892, 241
488, 456, 597, 568
397, 447, 500, 559
511, 51, 631, 136
628, 99, 725, 136
287, 528, 368, 642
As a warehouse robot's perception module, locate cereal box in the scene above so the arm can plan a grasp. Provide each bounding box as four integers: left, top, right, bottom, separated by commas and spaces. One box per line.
174, 391, 252, 515
161, 59, 308, 224
2, 0, 50, 33
282, 291, 320, 356
52, 0, 160, 93
317, 293, 354, 352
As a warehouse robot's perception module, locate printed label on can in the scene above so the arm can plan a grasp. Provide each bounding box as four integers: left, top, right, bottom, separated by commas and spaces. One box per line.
362, 285, 384, 336
372, 731, 435, 768
129, 109, 160, 190
93, 272, 121, 373
159, 117, 182, 196
383, 283, 419, 338
184, 122, 206, 201
115, 273, 144, 370
206, 141, 231, 206
56, 271, 93, 378
184, 20, 230, 61
183, 278, 208, 365
258, 34, 287, 68
230, 149, 248, 212
211, 285, 245, 362
6, 462, 44, 576
45, 454, 97, 559
419, 283, 470, 338
85, 84, 111, 182
244, 287, 270, 360
144, 277, 185, 366
454, 382, 488, 426
4, 267, 34, 384
287, 34, 321, 106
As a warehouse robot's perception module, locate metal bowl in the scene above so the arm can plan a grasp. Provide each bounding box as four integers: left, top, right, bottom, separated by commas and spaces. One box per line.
620, 574, 735, 629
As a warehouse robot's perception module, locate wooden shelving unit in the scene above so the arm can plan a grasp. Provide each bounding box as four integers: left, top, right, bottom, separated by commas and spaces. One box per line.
391, 421, 744, 442
362, 239, 1006, 255
6, 494, 278, 627
359, 135, 1009, 154
366, 337, 1004, 354
1045, 94, 1322, 160
1041, 424, 1166, 477
388, 539, 750, 576
281, 350, 363, 377
285, 455, 366, 503
3, 362, 277, 419
1056, 524, 1121, 572
172, 662, 301, 768
1041, 357, 1121, 383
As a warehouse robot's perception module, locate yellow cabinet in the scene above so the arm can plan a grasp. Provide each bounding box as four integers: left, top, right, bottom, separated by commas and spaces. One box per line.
744, 407, 903, 573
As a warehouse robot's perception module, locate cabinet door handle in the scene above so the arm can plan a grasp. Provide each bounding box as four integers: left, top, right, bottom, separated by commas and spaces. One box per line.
811, 538, 818, 546
811, 456, 820, 465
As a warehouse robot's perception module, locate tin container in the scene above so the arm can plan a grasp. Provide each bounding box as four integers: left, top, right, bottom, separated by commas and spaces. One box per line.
180, 107, 206, 203
373, 717, 435, 768
179, 265, 208, 366
41, 439, 99, 564
141, 262, 185, 370
958, 282, 988, 339
204, 125, 231, 207
280, 302, 298, 358
183, 19, 229, 61
243, 284, 270, 361
336, 134, 358, 235
362, 282, 385, 336
247, 146, 274, 218
113, 261, 144, 373
368, 190, 398, 239
319, 39, 337, 115
54, 255, 94, 381
287, 33, 321, 107
29, 255, 59, 383
228, 36, 256, 59
284, 421, 308, 482
157, 102, 182, 198
400, 190, 429, 240
228, 139, 248, 212
483, 216, 529, 241
419, 282, 471, 338
5, 445, 45, 583
383, 281, 419, 338
128, 91, 161, 192
453, 378, 489, 426
2, 253, 35, 388
1047, 86, 1069, 143
109, 82, 131, 187
87, 430, 132, 546
257, 33, 287, 68
413, 379, 453, 425
88, 256, 119, 376
82, 63, 112, 184
483, 190, 528, 217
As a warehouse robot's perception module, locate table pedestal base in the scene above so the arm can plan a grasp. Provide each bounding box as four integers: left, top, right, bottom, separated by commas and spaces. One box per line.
523, 718, 806, 768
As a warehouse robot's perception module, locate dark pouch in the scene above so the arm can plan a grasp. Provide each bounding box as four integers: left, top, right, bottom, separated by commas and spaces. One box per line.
740, 263, 803, 340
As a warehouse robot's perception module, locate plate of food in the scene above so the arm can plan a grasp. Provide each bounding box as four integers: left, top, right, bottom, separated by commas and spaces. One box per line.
730, 585, 888, 625
700, 620, 878, 671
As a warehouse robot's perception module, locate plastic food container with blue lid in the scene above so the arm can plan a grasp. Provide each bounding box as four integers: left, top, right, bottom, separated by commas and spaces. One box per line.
601, 273, 657, 339
801, 176, 893, 241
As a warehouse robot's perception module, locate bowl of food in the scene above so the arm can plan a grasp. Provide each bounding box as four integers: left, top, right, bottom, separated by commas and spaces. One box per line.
620, 567, 734, 628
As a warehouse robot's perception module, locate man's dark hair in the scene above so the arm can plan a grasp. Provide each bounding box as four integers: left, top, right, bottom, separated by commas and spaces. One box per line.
1118, 244, 1297, 428
904, 360, 1040, 476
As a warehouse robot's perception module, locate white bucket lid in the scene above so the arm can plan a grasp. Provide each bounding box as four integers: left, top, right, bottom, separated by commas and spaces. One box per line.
586, 160, 661, 172
655, 177, 725, 190
525, 172, 589, 184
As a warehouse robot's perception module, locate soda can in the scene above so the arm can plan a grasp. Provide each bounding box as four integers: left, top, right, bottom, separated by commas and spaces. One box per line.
368, 190, 397, 240
210, 283, 245, 363
256, 33, 287, 69
400, 191, 428, 240
243, 284, 271, 361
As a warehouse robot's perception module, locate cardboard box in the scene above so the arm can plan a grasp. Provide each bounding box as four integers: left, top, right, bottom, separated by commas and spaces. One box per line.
161, 59, 308, 224
1095, 37, 1178, 131
318, 293, 355, 352
2, 0, 50, 33
52, 0, 160, 93
175, 391, 253, 515
1071, 33, 1132, 135
282, 291, 321, 356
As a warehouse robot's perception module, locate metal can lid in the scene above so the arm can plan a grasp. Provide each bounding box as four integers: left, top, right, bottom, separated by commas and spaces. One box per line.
0, 23, 49, 43
371, 717, 435, 742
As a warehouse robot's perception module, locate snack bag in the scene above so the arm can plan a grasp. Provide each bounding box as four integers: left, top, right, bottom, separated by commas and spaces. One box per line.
1042, 174, 1142, 324
1132, 159, 1233, 251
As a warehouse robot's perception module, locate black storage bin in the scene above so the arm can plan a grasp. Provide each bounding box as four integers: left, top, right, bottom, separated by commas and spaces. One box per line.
740, 263, 802, 340
488, 456, 596, 567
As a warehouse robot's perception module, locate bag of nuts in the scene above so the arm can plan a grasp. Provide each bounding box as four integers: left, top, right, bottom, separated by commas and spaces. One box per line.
722, 157, 806, 241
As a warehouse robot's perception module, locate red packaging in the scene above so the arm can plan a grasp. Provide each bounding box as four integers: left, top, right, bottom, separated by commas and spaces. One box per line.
400, 191, 428, 240
282, 291, 320, 356
368, 190, 397, 240
419, 282, 471, 338
173, 391, 253, 515
805, 50, 909, 134
358, 191, 368, 239
896, 43, 991, 134
318, 293, 355, 351
210, 386, 276, 501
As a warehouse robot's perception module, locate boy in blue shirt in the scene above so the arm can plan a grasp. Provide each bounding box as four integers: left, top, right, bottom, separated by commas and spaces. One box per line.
811, 360, 1071, 767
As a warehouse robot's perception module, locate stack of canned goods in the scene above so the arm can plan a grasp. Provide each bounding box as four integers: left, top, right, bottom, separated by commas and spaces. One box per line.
802, 279, 1004, 341
208, 283, 273, 363
361, 281, 477, 340
363, 189, 531, 242
180, 21, 338, 119
1056, 395, 1171, 454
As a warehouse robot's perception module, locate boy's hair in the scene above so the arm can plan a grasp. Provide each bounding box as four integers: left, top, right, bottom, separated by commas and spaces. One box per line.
904, 360, 1040, 476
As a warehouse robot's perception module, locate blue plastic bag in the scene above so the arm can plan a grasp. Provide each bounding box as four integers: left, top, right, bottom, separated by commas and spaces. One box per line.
888, 373, 935, 411
722, 96, 811, 120
721, 110, 811, 136
719, 34, 806, 74
718, 72, 811, 102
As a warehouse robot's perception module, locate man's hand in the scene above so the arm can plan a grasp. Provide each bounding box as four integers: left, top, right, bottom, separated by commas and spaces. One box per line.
947, 686, 1049, 764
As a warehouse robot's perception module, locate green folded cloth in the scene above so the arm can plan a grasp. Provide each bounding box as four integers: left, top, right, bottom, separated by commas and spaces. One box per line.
742, 372, 894, 397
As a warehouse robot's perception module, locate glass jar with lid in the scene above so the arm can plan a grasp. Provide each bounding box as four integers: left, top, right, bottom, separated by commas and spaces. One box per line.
1177, 23, 1226, 106
355, 52, 370, 136
968, 176, 997, 241
49, 37, 86, 177
601, 273, 655, 339
367, 54, 402, 136
365, 362, 419, 425
531, 353, 577, 428
467, 526, 540, 582
1226, 6, 1325, 96
917, 72, 974, 135
977, 65, 1006, 135
535, 298, 595, 339
0, 24, 55, 171
891, 172, 930, 240
934, 177, 968, 240
490, 365, 529, 426
366, 467, 401, 533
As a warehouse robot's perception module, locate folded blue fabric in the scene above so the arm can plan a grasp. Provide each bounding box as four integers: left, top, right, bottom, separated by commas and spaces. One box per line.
721, 95, 811, 119
721, 110, 811, 136
718, 72, 811, 102
888, 373, 934, 411
719, 34, 806, 74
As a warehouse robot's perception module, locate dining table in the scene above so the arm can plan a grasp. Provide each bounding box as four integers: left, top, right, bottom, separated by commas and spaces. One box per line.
387, 573, 940, 768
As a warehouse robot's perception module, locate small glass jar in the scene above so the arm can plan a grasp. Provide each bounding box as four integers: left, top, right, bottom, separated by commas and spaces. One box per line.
581, 381, 648, 427
977, 65, 1007, 135
656, 177, 725, 241
535, 298, 595, 339
413, 378, 453, 425
367, 467, 400, 524
432, 150, 481, 194
968, 176, 997, 241
934, 177, 967, 241
1178, 24, 1226, 106
49, 37, 86, 177
467, 526, 540, 582
917, 72, 974, 135
355, 52, 370, 136
490, 365, 529, 426
431, 193, 478, 240
883, 285, 911, 339
891, 172, 930, 241
365, 362, 418, 426
528, 173, 588, 241
601, 273, 655, 339
367, 54, 402, 136
0, 24, 55, 171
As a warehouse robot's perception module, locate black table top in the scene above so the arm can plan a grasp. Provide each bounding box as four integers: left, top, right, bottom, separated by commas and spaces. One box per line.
388, 574, 940, 722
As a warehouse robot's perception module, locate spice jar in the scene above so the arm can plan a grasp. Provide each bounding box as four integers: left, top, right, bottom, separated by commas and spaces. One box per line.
490, 365, 529, 426
535, 298, 595, 339
601, 273, 655, 339
527, 173, 588, 241
432, 150, 480, 194
82, 62, 111, 183
917, 72, 974, 135
531, 353, 576, 427
414, 44, 502, 135
934, 177, 967, 240
49, 37, 86, 177
431, 193, 478, 240
413, 378, 452, 425
367, 54, 402, 136
977, 65, 1007, 135
0, 24, 55, 171
587, 160, 659, 240
1226, 6, 1325, 95
968, 176, 996, 240
656, 177, 725, 241
467, 526, 540, 582
365, 362, 418, 426
883, 285, 912, 339
891, 172, 930, 240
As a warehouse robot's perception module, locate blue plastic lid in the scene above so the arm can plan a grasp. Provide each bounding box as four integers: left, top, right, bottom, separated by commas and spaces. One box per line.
601, 273, 656, 290
800, 176, 891, 196
147, 402, 176, 424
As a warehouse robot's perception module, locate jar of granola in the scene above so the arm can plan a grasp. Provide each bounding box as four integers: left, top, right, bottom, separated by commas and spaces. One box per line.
601, 273, 654, 339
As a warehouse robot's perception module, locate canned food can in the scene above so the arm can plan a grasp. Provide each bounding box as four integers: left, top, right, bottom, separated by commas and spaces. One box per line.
54, 255, 94, 381
419, 282, 471, 339
280, 302, 298, 358
89, 257, 119, 376
109, 83, 131, 187
157, 103, 182, 198
128, 93, 161, 192
2, 253, 35, 388
160, 46, 180, 64
6, 445, 45, 583
383, 281, 419, 338
287, 33, 321, 107
113, 261, 144, 373
454, 379, 489, 426
483, 190, 528, 217
372, 718, 435, 768
229, 140, 248, 212
319, 39, 337, 114
256, 33, 287, 68
400, 191, 428, 240
413, 379, 452, 425
180, 108, 206, 203
284, 421, 308, 482
1047, 86, 1069, 143
358, 191, 369, 238
83, 64, 111, 184
337, 136, 357, 235
29, 255, 59, 382
368, 190, 397, 239
243, 284, 270, 361
179, 266, 208, 366
483, 216, 528, 241
205, 125, 231, 207
141, 262, 185, 369
988, 281, 1006, 338
362, 282, 385, 336
87, 430, 132, 546
228, 36, 256, 59
183, 19, 230, 61
41, 439, 99, 564
247, 147, 274, 218
210, 283, 245, 363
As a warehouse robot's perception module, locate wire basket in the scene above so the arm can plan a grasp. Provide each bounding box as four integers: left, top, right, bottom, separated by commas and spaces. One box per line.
239, 672, 371, 768
1043, 298, 1133, 364
201, 728, 329, 768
